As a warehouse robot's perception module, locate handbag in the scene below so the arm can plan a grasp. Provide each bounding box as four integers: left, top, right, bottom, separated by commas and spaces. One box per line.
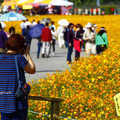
74, 39, 83, 52
15, 55, 30, 100
100, 36, 107, 51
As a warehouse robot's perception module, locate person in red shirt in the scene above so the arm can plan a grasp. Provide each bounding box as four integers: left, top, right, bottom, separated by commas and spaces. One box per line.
41, 22, 52, 58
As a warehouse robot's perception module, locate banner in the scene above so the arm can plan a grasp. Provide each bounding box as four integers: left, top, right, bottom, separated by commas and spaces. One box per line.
97, 0, 100, 7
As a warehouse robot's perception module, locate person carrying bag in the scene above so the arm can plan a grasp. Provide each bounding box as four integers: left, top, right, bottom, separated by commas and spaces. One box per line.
95, 27, 109, 54
0, 34, 36, 120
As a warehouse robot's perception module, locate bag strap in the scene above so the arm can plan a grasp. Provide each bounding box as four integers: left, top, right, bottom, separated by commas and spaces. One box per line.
100, 34, 106, 43
15, 55, 21, 88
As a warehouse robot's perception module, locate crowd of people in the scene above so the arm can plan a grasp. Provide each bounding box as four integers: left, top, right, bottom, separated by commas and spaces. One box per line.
0, 19, 109, 64
19, 19, 109, 64
56, 22, 108, 64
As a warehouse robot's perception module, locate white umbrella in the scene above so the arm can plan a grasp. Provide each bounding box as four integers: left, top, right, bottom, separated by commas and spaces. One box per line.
58, 19, 69, 26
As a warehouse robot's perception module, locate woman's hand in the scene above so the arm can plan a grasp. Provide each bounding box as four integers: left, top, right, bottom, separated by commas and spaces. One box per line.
24, 45, 30, 56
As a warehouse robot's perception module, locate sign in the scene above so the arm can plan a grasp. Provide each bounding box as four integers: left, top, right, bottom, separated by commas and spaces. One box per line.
22, 5, 33, 10
96, 0, 100, 7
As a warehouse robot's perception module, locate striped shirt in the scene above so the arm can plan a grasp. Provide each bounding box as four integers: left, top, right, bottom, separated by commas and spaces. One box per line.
0, 53, 28, 113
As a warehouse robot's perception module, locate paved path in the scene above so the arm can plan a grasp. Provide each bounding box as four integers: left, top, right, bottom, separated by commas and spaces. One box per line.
25, 38, 86, 82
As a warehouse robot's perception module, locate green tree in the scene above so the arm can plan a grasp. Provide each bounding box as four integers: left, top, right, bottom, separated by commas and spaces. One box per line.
0, 0, 4, 3
69, 0, 81, 7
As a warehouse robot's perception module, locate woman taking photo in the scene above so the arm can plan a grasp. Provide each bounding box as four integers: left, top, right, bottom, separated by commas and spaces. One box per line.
83, 22, 97, 56
0, 34, 36, 120
95, 27, 108, 54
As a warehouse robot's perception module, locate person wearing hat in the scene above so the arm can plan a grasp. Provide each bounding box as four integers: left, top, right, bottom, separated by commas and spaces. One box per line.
95, 27, 108, 54
67, 23, 74, 64
92, 23, 97, 33
83, 22, 97, 56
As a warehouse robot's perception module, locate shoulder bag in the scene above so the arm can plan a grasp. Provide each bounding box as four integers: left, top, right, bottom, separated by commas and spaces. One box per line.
15, 55, 30, 100
100, 35, 107, 51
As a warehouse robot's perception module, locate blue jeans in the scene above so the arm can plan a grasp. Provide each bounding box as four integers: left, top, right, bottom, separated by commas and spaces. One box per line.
67, 42, 73, 62
65, 40, 68, 48
1, 109, 28, 120
37, 42, 42, 57
22, 28, 26, 36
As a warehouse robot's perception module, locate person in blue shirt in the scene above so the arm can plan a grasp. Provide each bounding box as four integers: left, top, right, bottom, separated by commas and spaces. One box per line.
0, 34, 36, 120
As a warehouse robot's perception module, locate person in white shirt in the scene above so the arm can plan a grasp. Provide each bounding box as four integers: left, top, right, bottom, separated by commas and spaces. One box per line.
56, 25, 65, 48
0, 21, 6, 31
83, 22, 97, 56
50, 27, 56, 55
24, 19, 31, 29
20, 20, 26, 35
31, 19, 37, 27
49, 21, 56, 31
83, 24, 88, 32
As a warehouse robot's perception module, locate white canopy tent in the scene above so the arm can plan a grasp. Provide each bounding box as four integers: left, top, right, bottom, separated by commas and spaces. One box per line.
49, 0, 73, 15
50, 0, 73, 6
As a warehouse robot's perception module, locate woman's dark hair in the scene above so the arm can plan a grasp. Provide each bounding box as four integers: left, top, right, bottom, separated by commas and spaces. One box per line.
37, 21, 40, 24
98, 27, 107, 36
51, 27, 54, 31
76, 24, 83, 30
26, 25, 30, 30
68, 23, 74, 28
51, 21, 54, 24
5, 34, 26, 52
45, 22, 49, 26
9, 27, 15, 34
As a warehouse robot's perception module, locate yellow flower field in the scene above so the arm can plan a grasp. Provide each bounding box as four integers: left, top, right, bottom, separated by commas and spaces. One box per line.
1, 15, 120, 119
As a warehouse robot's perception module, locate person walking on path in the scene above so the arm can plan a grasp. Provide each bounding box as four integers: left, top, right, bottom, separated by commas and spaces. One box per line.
24, 19, 31, 29
74, 24, 84, 60
37, 36, 42, 58
20, 20, 26, 35
0, 34, 36, 120
24, 25, 32, 48
56, 25, 65, 48
67, 23, 74, 64
50, 27, 56, 55
31, 19, 37, 27
7, 27, 15, 38
83, 22, 97, 56
41, 22, 52, 58
95, 27, 108, 54
49, 21, 56, 31
63, 26, 68, 48
0, 23, 8, 54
